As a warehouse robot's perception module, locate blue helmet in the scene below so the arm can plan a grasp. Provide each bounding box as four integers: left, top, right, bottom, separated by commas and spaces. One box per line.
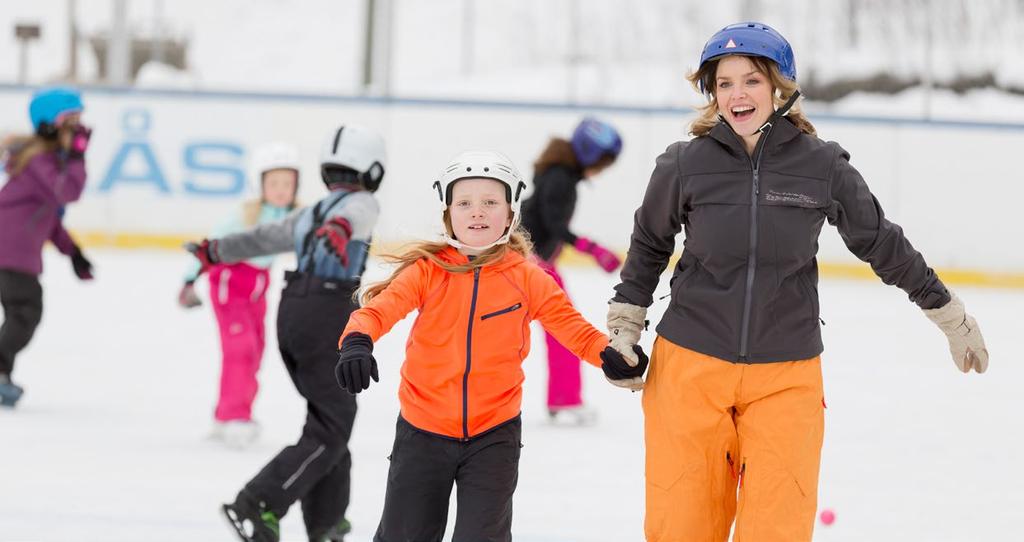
29, 87, 84, 133
698, 22, 796, 93
570, 117, 622, 168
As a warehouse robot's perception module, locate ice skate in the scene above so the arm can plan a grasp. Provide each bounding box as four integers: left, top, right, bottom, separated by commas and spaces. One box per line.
221, 420, 261, 450
0, 375, 24, 408
547, 405, 598, 426
222, 490, 280, 542
310, 517, 351, 542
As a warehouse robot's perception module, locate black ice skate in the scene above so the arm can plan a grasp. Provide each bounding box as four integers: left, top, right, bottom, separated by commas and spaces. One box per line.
310, 517, 352, 542
221, 490, 280, 542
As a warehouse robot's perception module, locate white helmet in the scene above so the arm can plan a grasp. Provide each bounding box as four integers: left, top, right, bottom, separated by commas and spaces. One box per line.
252, 142, 301, 177
432, 150, 527, 251
319, 124, 387, 192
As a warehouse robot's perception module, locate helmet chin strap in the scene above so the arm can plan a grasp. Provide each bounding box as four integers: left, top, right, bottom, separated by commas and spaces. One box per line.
443, 219, 519, 253
757, 89, 801, 133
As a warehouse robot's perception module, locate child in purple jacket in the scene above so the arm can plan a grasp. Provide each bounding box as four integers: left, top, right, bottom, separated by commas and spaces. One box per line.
0, 87, 93, 408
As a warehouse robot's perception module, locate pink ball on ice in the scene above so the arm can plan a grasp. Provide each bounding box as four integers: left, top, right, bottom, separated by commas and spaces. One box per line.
820, 509, 836, 526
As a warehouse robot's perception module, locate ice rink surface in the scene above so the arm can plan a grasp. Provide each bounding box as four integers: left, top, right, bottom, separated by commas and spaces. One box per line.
2, 249, 1021, 542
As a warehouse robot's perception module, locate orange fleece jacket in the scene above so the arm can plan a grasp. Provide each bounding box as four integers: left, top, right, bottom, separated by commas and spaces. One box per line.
342, 246, 608, 439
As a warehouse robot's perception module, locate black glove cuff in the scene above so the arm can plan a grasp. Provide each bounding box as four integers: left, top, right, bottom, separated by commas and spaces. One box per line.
340, 332, 374, 353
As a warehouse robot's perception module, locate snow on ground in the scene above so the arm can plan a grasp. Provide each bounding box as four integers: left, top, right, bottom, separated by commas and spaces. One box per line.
1, 249, 1022, 541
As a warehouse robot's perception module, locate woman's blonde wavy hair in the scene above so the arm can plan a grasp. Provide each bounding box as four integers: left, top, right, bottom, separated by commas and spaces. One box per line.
686, 55, 816, 138
358, 209, 533, 306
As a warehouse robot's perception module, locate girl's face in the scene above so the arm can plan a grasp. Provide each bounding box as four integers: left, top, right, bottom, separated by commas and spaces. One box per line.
448, 178, 512, 254
262, 169, 298, 208
714, 55, 774, 145
56, 111, 81, 129
582, 163, 609, 179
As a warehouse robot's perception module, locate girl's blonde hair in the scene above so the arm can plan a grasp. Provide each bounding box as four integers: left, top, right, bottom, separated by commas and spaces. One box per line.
359, 210, 533, 306
686, 55, 816, 138
3, 134, 59, 176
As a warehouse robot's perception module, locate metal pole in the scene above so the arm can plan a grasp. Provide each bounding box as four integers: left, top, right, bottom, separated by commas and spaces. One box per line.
380, 0, 393, 97
567, 0, 579, 103
461, 0, 474, 75
152, 0, 165, 64
68, 0, 78, 81
107, 0, 130, 85
922, 0, 933, 119
362, 0, 376, 92
18, 40, 28, 84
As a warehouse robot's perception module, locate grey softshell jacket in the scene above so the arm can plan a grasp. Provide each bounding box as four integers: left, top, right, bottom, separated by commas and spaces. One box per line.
613, 118, 949, 363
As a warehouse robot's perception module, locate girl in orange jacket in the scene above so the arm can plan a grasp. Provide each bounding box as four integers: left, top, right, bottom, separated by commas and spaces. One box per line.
334, 150, 647, 542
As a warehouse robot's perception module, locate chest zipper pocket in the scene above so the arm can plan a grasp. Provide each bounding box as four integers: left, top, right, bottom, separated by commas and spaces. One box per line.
481, 303, 523, 320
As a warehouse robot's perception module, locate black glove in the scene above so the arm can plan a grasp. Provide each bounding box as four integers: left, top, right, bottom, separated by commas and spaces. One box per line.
600, 344, 649, 381
335, 333, 379, 394
70, 246, 94, 280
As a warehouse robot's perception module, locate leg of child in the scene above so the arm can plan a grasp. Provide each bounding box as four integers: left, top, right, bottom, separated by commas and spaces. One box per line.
374, 417, 457, 542
0, 270, 44, 379
301, 445, 352, 539
451, 418, 522, 542
239, 285, 358, 522
209, 265, 265, 422
536, 261, 583, 410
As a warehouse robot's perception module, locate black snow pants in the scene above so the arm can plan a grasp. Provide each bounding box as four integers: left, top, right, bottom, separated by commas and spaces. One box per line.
244, 271, 359, 537
0, 269, 43, 378
374, 416, 523, 542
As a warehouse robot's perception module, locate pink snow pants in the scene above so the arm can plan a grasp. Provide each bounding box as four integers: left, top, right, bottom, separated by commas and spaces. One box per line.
536, 257, 583, 409
208, 263, 269, 422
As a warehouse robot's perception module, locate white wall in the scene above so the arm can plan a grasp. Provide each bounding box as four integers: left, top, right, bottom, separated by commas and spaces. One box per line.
1, 86, 1019, 272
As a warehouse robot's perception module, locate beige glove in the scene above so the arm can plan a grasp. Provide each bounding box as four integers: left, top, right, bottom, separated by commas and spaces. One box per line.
922, 292, 988, 374
606, 301, 648, 390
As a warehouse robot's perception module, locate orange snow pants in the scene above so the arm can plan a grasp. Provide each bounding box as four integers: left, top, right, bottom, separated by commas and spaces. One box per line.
642, 337, 824, 542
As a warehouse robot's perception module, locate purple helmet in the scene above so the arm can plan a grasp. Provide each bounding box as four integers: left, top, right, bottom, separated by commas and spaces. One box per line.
698, 22, 796, 93
570, 117, 622, 168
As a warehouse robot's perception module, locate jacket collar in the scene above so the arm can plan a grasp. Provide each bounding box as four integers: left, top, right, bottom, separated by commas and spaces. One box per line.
437, 245, 525, 271
709, 116, 802, 159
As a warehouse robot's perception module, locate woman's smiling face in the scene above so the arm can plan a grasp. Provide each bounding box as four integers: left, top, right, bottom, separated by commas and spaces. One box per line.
715, 55, 774, 141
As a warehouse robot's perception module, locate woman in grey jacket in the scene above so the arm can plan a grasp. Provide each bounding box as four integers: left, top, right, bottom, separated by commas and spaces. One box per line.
603, 22, 989, 542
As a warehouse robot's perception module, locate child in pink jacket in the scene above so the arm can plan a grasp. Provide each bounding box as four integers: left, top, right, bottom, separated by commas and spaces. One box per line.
178, 143, 299, 446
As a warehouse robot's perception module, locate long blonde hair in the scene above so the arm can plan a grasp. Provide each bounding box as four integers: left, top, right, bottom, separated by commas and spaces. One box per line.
3, 134, 58, 176
686, 55, 816, 138
359, 211, 533, 306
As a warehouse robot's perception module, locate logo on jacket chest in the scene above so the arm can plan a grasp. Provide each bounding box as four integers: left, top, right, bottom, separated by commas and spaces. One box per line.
764, 189, 821, 206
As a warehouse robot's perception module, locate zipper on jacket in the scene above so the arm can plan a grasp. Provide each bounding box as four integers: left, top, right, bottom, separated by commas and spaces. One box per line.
462, 267, 482, 440
737, 125, 775, 361
480, 303, 522, 320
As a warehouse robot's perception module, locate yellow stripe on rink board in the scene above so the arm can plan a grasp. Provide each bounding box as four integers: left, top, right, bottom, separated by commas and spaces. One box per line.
74, 231, 196, 251
816, 262, 1024, 289
70, 231, 1024, 289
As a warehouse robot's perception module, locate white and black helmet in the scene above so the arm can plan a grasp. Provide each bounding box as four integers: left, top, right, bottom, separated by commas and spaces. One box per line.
433, 150, 527, 251
319, 124, 387, 192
